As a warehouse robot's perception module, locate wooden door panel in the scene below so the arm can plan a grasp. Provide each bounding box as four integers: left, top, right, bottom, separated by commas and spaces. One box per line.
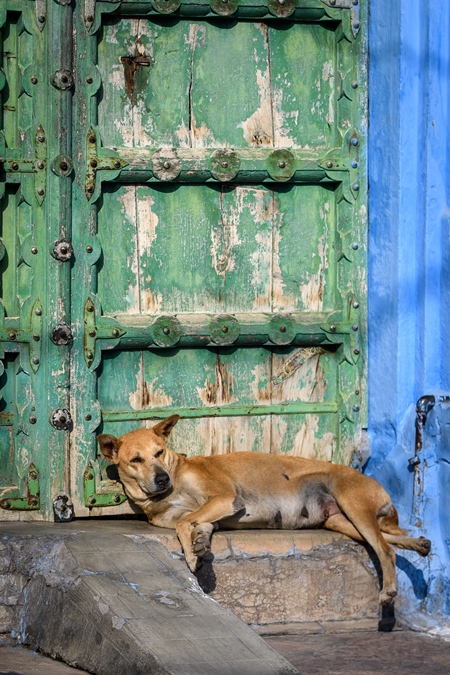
97, 183, 334, 314
97, 17, 336, 149
70, 1, 367, 514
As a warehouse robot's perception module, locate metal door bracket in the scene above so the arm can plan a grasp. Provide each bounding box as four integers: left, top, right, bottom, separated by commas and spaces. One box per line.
85, 0, 96, 29
0, 127, 47, 204
35, 0, 46, 32
84, 462, 127, 507
0, 464, 40, 510
84, 297, 127, 369
320, 0, 360, 37
85, 127, 128, 200
319, 130, 360, 200
29, 298, 43, 373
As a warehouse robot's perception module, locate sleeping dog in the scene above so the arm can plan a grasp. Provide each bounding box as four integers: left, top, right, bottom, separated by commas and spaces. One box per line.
98, 415, 431, 605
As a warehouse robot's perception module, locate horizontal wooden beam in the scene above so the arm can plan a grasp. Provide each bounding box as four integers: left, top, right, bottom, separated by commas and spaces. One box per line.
101, 401, 339, 422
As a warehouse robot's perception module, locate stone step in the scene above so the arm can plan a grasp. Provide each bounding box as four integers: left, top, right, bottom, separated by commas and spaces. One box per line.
0, 521, 385, 674
138, 526, 383, 632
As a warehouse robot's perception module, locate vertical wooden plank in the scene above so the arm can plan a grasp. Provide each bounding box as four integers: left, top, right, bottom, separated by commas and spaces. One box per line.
189, 21, 273, 147
98, 184, 140, 314
0, 188, 17, 316
273, 185, 335, 312
272, 413, 338, 462
216, 186, 273, 312
270, 22, 336, 149
137, 184, 222, 313
97, 18, 191, 148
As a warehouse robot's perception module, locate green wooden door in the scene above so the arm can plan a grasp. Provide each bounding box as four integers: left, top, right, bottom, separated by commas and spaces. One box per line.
0, 0, 367, 519
0, 1, 72, 520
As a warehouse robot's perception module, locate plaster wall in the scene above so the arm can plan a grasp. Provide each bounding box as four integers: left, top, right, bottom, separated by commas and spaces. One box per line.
368, 0, 450, 631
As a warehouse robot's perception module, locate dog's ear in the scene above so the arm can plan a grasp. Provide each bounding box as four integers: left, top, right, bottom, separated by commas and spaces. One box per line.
97, 434, 121, 463
152, 414, 180, 440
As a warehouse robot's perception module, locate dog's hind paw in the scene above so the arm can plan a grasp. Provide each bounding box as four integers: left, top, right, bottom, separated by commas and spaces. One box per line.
379, 588, 397, 605
417, 536, 431, 557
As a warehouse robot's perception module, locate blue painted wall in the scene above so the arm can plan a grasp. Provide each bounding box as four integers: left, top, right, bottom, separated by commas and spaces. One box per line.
368, 0, 450, 632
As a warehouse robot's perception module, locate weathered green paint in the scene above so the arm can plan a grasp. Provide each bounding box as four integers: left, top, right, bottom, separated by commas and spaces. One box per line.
83, 462, 127, 507
0, 464, 40, 511
0, 0, 367, 517
0, 1, 72, 519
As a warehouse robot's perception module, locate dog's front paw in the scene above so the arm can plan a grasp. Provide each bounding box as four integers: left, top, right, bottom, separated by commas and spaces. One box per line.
192, 532, 211, 558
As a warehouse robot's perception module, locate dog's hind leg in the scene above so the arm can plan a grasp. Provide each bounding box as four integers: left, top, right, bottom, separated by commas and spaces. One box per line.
323, 512, 365, 541
381, 532, 431, 556
325, 513, 431, 557
378, 507, 431, 556
324, 506, 398, 605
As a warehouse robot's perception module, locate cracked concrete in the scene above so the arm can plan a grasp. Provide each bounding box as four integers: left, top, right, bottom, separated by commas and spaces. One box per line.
0, 520, 385, 673
0, 521, 298, 675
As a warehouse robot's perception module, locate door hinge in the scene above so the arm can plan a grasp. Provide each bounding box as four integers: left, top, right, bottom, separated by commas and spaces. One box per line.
0, 298, 42, 373
0, 464, 40, 511
84, 463, 127, 508
83, 296, 126, 369
85, 127, 128, 201
0, 126, 47, 204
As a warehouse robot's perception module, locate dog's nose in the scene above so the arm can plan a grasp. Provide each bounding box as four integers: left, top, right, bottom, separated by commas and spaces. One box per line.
155, 472, 170, 490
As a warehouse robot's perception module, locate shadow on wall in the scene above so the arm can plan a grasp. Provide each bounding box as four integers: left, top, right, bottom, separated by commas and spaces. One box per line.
366, 395, 450, 635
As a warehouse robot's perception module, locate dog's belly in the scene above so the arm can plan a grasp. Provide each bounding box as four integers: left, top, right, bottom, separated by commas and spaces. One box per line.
218, 493, 338, 530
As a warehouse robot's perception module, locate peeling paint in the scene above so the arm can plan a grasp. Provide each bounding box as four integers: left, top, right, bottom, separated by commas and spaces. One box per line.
273, 87, 296, 149
299, 232, 328, 312
205, 417, 258, 456
292, 417, 335, 461
197, 356, 237, 406
137, 194, 159, 256
272, 352, 327, 403
250, 363, 271, 403
271, 416, 288, 454
239, 66, 273, 147
210, 192, 242, 282
130, 359, 173, 411
118, 188, 140, 312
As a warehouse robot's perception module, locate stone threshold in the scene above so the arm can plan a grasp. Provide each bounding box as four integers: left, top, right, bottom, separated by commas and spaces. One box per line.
0, 520, 394, 674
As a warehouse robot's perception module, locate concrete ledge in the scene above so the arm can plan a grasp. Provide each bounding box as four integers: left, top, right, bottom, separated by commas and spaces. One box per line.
136, 527, 381, 629
0, 522, 298, 675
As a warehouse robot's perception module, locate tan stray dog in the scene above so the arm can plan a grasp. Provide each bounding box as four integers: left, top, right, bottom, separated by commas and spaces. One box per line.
98, 415, 431, 605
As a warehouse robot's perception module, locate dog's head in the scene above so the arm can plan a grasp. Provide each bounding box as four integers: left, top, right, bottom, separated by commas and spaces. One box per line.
97, 415, 180, 503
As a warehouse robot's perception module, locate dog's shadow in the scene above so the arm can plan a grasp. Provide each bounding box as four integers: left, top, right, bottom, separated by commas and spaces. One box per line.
195, 554, 217, 594
365, 545, 428, 631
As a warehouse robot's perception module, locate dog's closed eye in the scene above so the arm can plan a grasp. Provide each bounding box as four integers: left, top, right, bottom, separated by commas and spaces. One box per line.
130, 456, 143, 464
154, 449, 164, 458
